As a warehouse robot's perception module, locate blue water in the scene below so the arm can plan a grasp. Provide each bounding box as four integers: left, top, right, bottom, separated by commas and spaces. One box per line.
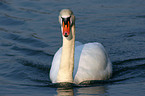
0, 0, 145, 95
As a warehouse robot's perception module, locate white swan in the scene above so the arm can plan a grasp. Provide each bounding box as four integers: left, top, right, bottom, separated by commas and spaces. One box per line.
50, 9, 112, 84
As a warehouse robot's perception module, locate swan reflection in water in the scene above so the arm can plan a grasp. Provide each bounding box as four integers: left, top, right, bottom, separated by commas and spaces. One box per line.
57, 86, 107, 96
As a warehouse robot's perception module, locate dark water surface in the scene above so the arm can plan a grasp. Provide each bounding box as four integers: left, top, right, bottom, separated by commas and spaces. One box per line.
0, 0, 145, 95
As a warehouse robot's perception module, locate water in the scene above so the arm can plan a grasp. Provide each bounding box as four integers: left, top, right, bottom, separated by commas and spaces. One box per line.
0, 0, 145, 95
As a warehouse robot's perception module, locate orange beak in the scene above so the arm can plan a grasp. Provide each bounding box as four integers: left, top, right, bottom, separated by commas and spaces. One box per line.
62, 21, 70, 37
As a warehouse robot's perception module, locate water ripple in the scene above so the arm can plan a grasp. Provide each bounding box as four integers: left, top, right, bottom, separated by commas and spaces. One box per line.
19, 7, 50, 15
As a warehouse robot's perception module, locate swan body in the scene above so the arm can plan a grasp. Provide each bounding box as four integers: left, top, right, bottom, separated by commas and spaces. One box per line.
50, 9, 112, 84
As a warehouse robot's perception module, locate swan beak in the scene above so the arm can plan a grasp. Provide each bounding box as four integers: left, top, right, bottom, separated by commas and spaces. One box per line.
62, 21, 70, 37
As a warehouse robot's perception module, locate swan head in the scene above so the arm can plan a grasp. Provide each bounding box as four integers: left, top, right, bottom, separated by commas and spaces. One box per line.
59, 9, 75, 37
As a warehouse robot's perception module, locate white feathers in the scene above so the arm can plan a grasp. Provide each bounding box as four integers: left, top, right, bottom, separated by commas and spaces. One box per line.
50, 41, 112, 84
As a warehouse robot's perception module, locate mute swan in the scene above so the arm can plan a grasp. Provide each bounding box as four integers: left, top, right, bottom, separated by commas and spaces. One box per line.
50, 9, 112, 84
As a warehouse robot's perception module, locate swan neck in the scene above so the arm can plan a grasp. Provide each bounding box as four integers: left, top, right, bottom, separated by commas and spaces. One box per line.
57, 25, 75, 83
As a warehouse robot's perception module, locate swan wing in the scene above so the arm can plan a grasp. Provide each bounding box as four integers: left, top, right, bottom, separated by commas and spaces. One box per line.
50, 42, 112, 84
74, 42, 112, 84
